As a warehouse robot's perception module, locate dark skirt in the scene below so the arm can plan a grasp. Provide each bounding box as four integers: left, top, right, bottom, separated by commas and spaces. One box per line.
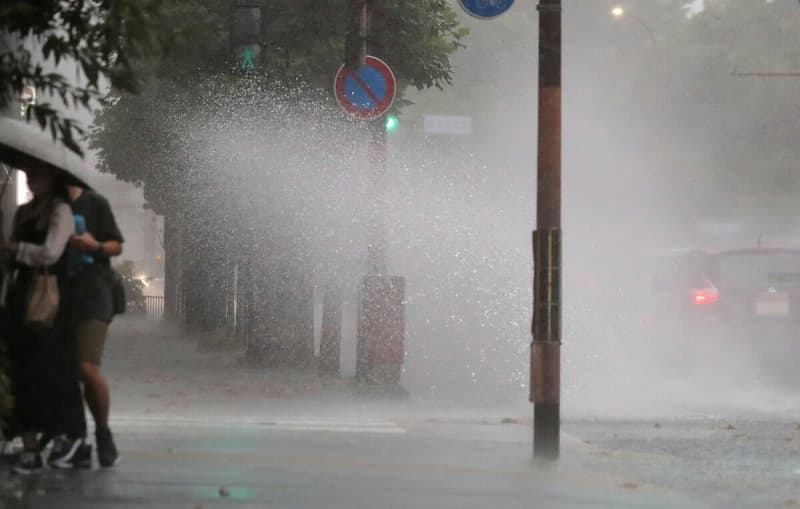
0, 278, 85, 439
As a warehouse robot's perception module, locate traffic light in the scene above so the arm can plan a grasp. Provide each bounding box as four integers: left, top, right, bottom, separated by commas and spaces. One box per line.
231, 1, 262, 73
385, 114, 399, 132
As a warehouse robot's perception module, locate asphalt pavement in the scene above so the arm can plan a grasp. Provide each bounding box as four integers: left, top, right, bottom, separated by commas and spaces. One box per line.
0, 317, 796, 508
0, 414, 705, 509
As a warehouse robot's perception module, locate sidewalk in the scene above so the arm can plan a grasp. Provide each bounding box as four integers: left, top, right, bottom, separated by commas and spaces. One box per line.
104, 317, 529, 424
105, 317, 356, 422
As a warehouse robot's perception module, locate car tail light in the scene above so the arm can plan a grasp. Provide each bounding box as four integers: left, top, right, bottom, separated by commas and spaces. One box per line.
691, 284, 719, 305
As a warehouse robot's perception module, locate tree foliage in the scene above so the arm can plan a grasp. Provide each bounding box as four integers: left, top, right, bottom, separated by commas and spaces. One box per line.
0, 0, 171, 154
114, 260, 146, 307
90, 0, 468, 214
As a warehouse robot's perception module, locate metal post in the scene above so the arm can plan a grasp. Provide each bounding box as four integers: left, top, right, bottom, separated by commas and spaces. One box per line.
345, 0, 368, 70
531, 0, 562, 461
366, 120, 387, 274
366, 0, 388, 274
347, 0, 406, 394
319, 282, 343, 377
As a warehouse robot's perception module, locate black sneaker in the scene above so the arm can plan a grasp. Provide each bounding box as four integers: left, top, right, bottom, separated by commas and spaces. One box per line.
48, 435, 85, 469
35, 433, 53, 453
95, 427, 119, 468
12, 451, 43, 475
72, 443, 92, 469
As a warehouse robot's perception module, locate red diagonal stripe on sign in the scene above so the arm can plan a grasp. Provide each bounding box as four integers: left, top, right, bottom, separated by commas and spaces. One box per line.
345, 68, 382, 107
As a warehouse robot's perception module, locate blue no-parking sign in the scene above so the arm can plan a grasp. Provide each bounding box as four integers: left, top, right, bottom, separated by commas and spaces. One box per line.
334, 56, 396, 121
458, 0, 514, 19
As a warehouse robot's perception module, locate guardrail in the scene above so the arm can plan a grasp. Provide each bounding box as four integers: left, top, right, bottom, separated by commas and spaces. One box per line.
128, 296, 165, 321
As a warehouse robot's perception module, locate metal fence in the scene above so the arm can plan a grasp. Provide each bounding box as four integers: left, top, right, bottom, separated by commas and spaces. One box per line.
128, 296, 165, 321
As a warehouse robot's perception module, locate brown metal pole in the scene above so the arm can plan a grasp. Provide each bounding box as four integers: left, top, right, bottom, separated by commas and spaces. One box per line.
366, 120, 387, 274
345, 0, 368, 70
352, 0, 405, 393
531, 0, 561, 461
367, 0, 387, 275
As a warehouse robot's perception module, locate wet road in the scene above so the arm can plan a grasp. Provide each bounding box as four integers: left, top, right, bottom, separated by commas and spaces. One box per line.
564, 418, 800, 509
1, 319, 795, 508
4, 415, 799, 508
0, 416, 701, 509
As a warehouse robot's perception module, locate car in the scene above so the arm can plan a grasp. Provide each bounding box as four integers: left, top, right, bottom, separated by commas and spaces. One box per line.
651, 247, 800, 381
654, 248, 800, 325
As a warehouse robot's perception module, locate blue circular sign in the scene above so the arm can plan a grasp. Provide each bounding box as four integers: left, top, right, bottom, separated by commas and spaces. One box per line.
334, 56, 396, 120
458, 0, 514, 19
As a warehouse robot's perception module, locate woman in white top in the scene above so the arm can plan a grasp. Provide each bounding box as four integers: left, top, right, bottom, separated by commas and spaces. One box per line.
1, 159, 84, 475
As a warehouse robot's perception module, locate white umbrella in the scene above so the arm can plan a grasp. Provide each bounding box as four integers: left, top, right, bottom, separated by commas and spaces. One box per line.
0, 116, 91, 189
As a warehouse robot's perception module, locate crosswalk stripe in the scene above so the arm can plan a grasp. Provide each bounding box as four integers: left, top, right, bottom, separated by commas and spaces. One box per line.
114, 415, 406, 434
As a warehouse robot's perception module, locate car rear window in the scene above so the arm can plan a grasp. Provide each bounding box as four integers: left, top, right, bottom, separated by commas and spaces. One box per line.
710, 252, 800, 287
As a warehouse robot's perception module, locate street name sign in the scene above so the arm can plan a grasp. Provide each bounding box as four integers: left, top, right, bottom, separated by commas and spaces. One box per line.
334, 56, 396, 121
423, 115, 473, 136
458, 0, 514, 19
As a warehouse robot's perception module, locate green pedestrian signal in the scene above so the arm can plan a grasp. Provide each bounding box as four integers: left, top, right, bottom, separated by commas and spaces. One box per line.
385, 115, 399, 132
240, 47, 256, 71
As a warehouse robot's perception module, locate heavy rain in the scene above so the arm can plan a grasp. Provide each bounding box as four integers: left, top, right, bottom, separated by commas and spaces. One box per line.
1, 1, 800, 507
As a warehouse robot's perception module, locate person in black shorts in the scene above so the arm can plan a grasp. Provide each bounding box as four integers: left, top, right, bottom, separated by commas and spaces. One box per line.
64, 185, 123, 468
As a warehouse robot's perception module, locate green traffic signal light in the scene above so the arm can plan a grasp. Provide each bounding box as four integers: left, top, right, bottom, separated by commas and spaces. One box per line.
385, 114, 399, 132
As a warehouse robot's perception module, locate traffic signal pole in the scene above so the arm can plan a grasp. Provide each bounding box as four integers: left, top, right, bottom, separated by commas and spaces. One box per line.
531, 0, 562, 460
345, 0, 368, 70
344, 0, 406, 394
365, 0, 387, 275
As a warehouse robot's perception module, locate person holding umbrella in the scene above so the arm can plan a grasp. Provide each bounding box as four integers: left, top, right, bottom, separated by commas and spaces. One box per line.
0, 118, 90, 474
64, 181, 123, 468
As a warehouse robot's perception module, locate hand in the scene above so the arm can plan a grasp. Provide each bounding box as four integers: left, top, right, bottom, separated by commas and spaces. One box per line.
70, 232, 100, 252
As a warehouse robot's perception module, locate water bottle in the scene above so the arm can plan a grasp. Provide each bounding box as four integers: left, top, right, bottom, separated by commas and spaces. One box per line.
74, 215, 94, 266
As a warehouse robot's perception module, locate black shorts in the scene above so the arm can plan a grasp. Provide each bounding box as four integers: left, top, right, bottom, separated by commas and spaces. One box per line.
71, 266, 114, 324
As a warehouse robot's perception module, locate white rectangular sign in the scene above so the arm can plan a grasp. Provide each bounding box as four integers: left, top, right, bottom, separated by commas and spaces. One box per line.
423, 114, 473, 136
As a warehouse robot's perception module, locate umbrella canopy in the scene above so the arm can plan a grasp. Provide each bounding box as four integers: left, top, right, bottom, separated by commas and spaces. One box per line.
0, 116, 92, 190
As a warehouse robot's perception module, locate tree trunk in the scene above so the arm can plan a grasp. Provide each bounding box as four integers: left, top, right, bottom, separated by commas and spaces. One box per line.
182, 203, 227, 334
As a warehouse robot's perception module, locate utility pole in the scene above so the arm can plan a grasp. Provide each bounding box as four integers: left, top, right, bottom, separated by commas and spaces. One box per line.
531, 0, 562, 460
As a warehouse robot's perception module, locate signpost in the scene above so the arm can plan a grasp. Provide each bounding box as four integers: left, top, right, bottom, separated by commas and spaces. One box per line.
458, 0, 515, 19
334, 56, 396, 120
339, 1, 405, 396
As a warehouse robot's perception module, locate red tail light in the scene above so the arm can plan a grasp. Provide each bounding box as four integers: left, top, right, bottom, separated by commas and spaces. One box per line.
691, 285, 719, 305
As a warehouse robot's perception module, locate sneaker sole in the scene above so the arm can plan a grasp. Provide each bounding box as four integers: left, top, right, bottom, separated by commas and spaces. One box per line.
12, 464, 42, 475
12, 468, 41, 475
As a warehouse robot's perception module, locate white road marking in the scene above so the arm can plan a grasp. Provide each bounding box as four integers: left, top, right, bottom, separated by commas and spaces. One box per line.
113, 415, 406, 434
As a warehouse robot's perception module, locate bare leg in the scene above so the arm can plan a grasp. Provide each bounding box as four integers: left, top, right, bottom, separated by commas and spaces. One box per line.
80, 362, 109, 429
